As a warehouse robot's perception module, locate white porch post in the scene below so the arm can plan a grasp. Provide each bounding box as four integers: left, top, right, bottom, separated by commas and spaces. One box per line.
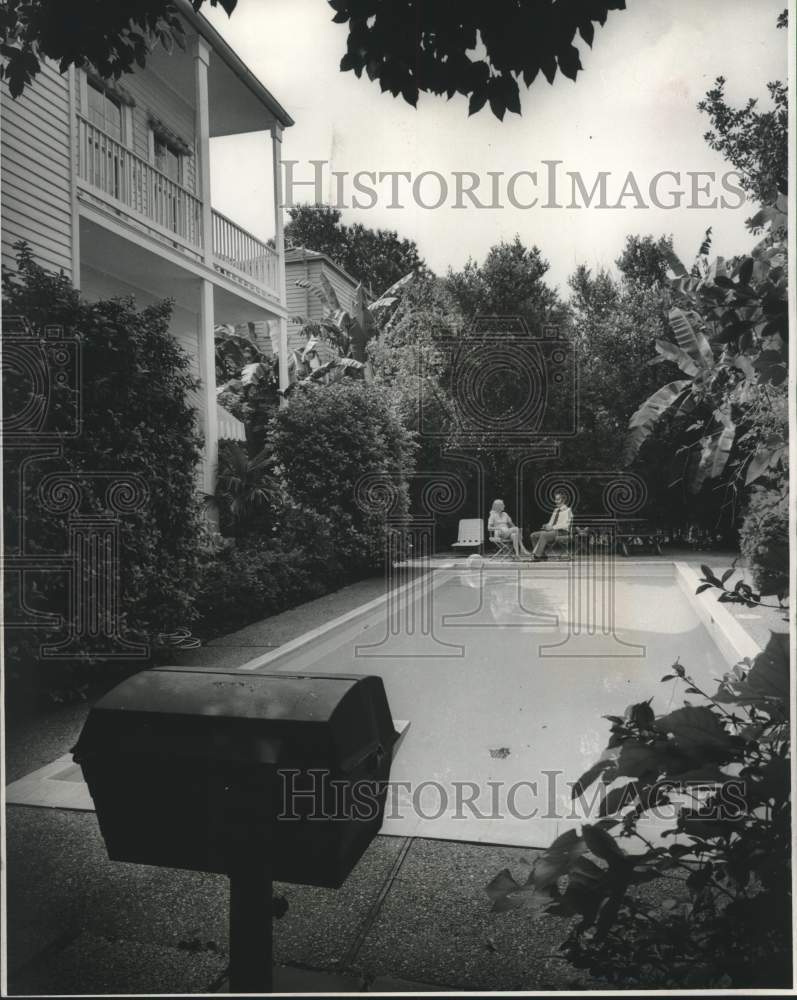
193, 35, 213, 265
194, 35, 218, 503
198, 278, 219, 499
270, 122, 289, 406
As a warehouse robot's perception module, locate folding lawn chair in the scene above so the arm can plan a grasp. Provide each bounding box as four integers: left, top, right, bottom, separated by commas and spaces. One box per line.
488, 526, 514, 560
548, 525, 574, 560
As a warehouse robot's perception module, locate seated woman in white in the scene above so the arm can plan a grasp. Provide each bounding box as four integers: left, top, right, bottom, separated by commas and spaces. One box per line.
487, 499, 529, 558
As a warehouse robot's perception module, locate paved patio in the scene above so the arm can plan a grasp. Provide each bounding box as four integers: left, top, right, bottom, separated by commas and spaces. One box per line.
4, 549, 787, 994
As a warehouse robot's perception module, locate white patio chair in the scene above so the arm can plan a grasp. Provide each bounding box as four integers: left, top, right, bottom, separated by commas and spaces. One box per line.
451, 518, 484, 554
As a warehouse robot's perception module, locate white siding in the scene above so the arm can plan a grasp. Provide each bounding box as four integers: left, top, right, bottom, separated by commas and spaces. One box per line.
1, 61, 73, 276
285, 256, 362, 353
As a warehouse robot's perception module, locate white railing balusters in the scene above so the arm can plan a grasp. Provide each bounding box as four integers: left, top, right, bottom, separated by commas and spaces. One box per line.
210, 207, 280, 299
76, 115, 280, 299
77, 115, 203, 251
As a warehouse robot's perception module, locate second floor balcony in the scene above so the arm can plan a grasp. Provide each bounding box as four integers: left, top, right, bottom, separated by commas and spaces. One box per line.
77, 116, 281, 303
73, 2, 292, 307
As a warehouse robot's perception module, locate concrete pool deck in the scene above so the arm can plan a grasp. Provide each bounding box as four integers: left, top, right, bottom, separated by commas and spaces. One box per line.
4, 550, 789, 994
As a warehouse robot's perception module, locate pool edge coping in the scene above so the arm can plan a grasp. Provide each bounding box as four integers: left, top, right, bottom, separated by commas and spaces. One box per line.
238, 562, 762, 674
673, 561, 762, 664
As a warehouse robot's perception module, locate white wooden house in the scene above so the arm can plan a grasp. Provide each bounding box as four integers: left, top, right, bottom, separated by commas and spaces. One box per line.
0, 0, 293, 491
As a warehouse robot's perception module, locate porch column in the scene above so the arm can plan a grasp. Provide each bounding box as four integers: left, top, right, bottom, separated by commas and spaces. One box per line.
193, 35, 213, 266
270, 122, 289, 406
198, 278, 219, 500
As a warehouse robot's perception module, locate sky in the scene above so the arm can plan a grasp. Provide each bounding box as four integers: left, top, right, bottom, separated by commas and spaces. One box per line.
206, 0, 788, 294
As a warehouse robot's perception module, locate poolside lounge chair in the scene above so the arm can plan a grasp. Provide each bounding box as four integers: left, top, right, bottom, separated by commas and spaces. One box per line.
452, 518, 484, 554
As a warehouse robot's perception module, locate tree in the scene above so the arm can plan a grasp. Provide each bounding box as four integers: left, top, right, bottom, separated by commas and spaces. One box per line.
285, 204, 425, 295
440, 239, 572, 508
698, 78, 788, 208
615, 234, 677, 288
445, 236, 566, 331
565, 265, 670, 462
0, 0, 237, 97
697, 12, 788, 208
625, 210, 788, 504
331, 0, 627, 119
369, 273, 461, 504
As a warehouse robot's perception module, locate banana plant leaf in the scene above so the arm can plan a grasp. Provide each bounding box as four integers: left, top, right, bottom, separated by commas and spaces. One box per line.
651, 338, 702, 377
691, 420, 736, 493
668, 307, 714, 368
625, 380, 691, 462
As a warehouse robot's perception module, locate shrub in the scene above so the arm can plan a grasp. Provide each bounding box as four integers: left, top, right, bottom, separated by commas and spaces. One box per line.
194, 506, 342, 637
212, 438, 282, 540
269, 381, 415, 575
3, 245, 204, 706
738, 485, 789, 598
487, 634, 791, 989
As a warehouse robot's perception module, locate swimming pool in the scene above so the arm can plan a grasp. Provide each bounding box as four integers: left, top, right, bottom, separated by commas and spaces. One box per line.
241, 561, 758, 847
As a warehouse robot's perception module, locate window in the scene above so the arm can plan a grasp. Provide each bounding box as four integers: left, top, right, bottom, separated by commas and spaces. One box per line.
153, 135, 182, 184
86, 80, 122, 141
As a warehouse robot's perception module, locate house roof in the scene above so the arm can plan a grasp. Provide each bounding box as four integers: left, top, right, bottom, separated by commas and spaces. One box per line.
176, 0, 294, 128
284, 246, 369, 295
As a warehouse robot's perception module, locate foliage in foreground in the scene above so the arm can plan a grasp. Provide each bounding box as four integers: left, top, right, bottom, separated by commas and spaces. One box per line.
3, 245, 204, 704
487, 632, 791, 989
332, 0, 627, 118
0, 0, 237, 97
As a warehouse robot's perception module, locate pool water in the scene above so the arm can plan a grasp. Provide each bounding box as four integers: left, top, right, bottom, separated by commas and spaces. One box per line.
243, 564, 735, 846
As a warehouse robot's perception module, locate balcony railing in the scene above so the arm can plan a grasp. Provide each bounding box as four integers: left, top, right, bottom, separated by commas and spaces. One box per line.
211, 209, 280, 299
77, 116, 202, 253
76, 115, 281, 301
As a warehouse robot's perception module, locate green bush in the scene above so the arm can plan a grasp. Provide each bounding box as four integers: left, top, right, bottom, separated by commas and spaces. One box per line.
739, 485, 789, 598
269, 381, 415, 574
194, 506, 342, 637
487, 633, 791, 989
3, 245, 204, 707
212, 437, 281, 540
